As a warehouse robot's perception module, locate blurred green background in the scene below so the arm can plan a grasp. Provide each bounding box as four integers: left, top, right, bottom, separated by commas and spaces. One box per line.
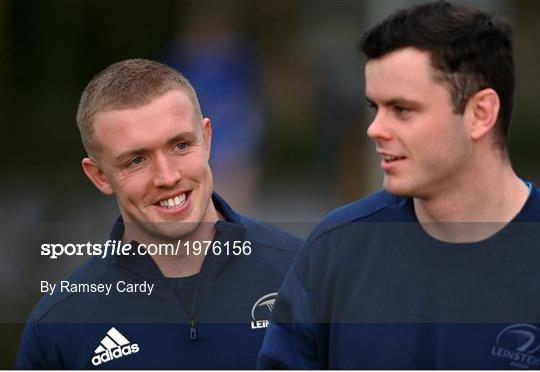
1, 0, 538, 368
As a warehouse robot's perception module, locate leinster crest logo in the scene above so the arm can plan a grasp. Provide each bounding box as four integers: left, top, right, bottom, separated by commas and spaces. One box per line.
491, 324, 540, 369
250, 292, 277, 329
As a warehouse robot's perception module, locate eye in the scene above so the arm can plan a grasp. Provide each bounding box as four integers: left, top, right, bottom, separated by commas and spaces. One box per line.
366, 100, 378, 117
367, 101, 378, 112
175, 142, 188, 151
394, 105, 409, 114
128, 156, 144, 167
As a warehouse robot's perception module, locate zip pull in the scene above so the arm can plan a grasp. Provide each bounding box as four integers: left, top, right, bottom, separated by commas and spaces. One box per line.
190, 320, 198, 340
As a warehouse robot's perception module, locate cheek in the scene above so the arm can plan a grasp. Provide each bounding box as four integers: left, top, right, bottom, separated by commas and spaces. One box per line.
419, 129, 468, 173
184, 153, 212, 179
112, 171, 149, 201
200, 163, 214, 188
403, 128, 445, 172
198, 163, 214, 195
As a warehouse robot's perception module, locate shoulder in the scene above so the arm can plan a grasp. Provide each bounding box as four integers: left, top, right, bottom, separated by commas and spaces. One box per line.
213, 192, 303, 255
282, 192, 411, 298
308, 190, 409, 242
286, 191, 410, 279
238, 214, 303, 255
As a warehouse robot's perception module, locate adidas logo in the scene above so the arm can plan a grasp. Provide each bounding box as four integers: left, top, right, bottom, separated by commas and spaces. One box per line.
91, 327, 140, 366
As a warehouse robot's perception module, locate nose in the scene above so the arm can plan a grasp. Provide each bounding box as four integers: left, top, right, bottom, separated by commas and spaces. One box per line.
152, 154, 181, 188
366, 111, 392, 142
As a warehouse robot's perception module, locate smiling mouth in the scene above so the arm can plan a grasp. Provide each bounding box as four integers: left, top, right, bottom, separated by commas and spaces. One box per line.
382, 155, 406, 163
157, 192, 187, 209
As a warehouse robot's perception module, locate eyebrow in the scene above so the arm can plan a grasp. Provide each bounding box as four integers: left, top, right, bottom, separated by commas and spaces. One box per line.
365, 95, 422, 108
165, 132, 198, 147
114, 131, 199, 164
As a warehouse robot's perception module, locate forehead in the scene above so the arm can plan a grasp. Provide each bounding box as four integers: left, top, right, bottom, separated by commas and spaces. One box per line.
365, 47, 447, 100
94, 89, 198, 131
92, 90, 200, 153
96, 88, 196, 122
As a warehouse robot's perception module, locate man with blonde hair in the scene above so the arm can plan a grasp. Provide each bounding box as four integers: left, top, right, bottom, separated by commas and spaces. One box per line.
17, 59, 301, 369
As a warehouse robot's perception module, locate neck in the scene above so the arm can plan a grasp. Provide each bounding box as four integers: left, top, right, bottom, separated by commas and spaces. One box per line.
413, 155, 528, 242
149, 221, 215, 278
124, 202, 223, 277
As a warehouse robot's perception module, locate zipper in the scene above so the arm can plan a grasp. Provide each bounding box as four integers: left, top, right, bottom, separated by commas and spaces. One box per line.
189, 320, 197, 340
187, 252, 211, 341
187, 224, 241, 340
152, 252, 210, 341
131, 239, 214, 341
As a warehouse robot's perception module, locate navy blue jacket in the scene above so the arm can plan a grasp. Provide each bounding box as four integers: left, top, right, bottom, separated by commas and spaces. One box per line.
17, 194, 301, 369
258, 185, 540, 369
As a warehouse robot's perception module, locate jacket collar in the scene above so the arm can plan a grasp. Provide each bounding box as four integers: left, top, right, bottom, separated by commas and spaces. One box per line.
108, 192, 246, 277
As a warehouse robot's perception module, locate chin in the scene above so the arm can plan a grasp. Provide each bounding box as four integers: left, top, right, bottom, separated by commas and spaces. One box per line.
382, 178, 413, 197
147, 221, 201, 241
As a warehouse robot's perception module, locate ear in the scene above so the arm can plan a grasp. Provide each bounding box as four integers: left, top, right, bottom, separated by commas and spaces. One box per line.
201, 117, 213, 160
466, 88, 500, 141
81, 157, 114, 195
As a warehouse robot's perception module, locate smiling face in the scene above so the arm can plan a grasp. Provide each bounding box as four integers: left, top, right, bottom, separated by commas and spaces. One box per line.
82, 89, 217, 243
365, 47, 473, 199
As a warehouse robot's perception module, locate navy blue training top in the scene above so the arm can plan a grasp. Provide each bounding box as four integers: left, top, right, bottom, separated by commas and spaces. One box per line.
259, 185, 540, 369
17, 194, 302, 369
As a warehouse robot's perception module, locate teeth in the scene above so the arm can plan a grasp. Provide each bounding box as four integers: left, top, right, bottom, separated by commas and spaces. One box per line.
383, 155, 403, 162
159, 193, 186, 209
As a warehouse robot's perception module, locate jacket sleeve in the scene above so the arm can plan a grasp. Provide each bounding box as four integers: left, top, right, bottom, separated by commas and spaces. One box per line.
257, 237, 327, 369
16, 318, 63, 369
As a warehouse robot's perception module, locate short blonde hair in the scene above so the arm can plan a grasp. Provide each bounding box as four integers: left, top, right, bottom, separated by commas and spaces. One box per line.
76, 58, 202, 157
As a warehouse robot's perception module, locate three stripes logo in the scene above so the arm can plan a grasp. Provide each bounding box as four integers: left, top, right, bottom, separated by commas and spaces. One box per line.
91, 327, 140, 366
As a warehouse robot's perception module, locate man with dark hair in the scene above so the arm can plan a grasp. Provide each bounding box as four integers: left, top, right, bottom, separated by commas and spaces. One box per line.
16, 59, 301, 369
258, 2, 540, 369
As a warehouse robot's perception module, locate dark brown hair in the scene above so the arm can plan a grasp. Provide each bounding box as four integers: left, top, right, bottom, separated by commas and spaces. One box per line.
359, 1, 514, 149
